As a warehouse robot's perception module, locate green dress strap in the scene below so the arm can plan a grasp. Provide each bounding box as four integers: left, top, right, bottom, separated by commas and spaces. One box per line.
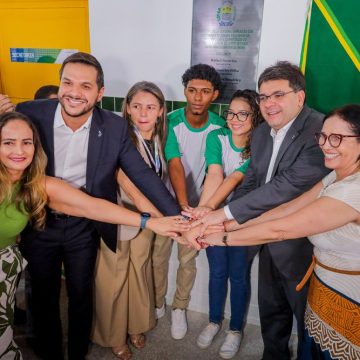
0, 184, 29, 249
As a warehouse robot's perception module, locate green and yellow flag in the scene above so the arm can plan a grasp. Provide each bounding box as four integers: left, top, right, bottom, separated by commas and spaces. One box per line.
300, 0, 360, 114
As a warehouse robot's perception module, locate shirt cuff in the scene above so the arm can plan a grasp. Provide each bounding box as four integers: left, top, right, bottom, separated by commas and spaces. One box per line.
223, 205, 234, 220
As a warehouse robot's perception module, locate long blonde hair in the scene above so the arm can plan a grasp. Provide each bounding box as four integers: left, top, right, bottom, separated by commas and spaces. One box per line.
0, 112, 48, 230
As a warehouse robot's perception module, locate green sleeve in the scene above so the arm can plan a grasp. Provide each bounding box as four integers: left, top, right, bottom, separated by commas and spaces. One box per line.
165, 122, 180, 161
235, 158, 250, 174
205, 130, 222, 169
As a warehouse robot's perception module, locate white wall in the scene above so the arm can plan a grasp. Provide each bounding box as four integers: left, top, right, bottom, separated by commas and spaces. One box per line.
89, 0, 309, 99
89, 0, 309, 325
89, 0, 194, 99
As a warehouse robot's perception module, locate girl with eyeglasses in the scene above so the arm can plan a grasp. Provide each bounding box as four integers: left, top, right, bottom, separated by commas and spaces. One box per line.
202, 104, 360, 360
185, 89, 263, 359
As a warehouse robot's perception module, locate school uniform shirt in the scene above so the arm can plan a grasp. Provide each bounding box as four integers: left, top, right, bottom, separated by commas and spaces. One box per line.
165, 108, 225, 206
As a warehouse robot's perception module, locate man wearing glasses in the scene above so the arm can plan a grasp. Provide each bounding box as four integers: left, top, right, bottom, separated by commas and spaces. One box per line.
193, 61, 330, 359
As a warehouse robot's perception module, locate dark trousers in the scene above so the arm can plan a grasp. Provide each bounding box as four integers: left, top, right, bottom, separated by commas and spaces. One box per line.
258, 245, 308, 360
20, 216, 99, 360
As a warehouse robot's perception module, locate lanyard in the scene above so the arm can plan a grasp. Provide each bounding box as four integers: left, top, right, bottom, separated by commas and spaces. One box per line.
133, 127, 161, 176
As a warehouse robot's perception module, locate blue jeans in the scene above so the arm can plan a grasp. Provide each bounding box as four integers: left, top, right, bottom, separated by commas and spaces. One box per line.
206, 245, 250, 331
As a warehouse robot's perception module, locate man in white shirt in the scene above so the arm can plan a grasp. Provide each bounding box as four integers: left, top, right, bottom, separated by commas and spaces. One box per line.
17, 52, 179, 360
188, 62, 330, 359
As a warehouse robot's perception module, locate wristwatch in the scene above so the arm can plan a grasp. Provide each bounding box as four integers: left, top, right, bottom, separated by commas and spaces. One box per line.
140, 212, 151, 229
222, 233, 229, 246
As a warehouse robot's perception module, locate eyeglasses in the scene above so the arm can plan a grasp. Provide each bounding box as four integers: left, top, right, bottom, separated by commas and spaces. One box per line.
315, 132, 360, 148
256, 90, 297, 104
223, 110, 253, 122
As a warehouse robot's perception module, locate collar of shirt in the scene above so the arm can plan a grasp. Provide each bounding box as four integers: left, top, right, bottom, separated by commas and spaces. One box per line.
53, 103, 92, 132
270, 117, 296, 140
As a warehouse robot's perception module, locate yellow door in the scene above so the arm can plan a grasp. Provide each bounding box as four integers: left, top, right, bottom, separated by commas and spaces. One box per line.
0, 0, 90, 104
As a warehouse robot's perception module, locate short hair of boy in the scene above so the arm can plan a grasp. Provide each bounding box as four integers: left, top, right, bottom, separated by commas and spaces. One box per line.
182, 64, 222, 92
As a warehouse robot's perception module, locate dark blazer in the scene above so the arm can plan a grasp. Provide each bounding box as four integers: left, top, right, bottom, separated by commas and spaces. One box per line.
17, 99, 180, 252
229, 105, 330, 279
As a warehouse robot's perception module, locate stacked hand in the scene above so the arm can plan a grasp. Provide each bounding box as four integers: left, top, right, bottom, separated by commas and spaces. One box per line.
181, 205, 213, 220
147, 215, 191, 238
196, 231, 226, 247
176, 208, 228, 250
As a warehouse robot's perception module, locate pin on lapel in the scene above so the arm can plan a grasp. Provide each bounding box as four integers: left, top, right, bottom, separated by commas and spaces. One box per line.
98, 130, 102, 137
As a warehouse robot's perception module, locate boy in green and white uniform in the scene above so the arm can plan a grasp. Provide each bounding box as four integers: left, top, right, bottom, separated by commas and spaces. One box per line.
152, 64, 224, 340
165, 109, 225, 206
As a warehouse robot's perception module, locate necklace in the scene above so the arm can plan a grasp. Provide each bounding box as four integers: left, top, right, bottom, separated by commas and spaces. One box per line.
133, 127, 161, 176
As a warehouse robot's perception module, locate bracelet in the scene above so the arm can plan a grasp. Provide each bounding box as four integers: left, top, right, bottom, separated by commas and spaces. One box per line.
222, 233, 228, 246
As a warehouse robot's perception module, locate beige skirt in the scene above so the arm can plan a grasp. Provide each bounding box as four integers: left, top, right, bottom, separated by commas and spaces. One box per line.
91, 229, 156, 347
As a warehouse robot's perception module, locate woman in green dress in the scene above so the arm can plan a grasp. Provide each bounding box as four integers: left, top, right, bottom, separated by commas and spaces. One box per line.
0, 112, 188, 359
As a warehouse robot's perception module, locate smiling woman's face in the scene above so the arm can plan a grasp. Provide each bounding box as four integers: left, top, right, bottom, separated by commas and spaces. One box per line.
320, 115, 360, 175
226, 98, 253, 137
0, 119, 35, 180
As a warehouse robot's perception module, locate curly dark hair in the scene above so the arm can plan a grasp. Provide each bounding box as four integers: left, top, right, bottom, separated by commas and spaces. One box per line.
182, 64, 222, 92
227, 89, 263, 159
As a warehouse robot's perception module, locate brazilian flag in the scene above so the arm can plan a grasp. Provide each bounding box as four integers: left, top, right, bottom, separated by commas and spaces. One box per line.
300, 0, 360, 114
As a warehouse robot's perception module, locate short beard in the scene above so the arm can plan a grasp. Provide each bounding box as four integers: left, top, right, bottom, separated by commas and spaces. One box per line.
191, 110, 201, 116
189, 107, 205, 116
